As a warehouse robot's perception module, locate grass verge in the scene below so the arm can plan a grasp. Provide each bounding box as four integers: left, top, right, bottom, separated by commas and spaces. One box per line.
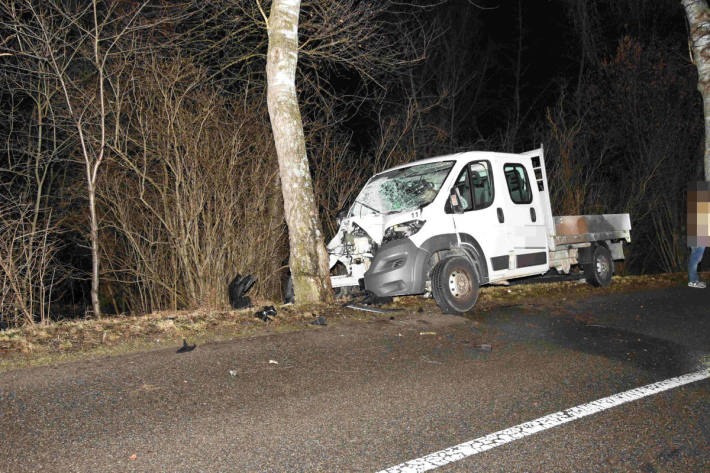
0, 272, 696, 372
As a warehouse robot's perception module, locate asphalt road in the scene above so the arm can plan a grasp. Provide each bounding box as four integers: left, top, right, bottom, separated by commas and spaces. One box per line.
1, 285, 709, 473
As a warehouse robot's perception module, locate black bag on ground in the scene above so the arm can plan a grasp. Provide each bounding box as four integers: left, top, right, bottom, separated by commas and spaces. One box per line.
228, 273, 256, 309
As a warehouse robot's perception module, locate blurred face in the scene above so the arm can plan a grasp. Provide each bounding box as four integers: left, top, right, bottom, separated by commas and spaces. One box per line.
688, 184, 710, 247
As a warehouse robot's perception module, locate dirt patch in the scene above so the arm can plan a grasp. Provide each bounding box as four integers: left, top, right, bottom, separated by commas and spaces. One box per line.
0, 272, 697, 371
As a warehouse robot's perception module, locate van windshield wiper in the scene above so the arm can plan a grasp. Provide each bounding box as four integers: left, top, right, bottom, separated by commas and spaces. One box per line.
354, 200, 382, 215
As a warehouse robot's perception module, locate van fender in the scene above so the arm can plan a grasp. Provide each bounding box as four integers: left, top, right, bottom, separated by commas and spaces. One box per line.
419, 233, 489, 285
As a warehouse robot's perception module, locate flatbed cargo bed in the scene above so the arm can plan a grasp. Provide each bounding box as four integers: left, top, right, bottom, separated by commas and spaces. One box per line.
552, 214, 631, 247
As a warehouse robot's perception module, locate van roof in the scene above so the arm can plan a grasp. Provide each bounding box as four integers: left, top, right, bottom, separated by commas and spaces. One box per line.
380, 150, 526, 174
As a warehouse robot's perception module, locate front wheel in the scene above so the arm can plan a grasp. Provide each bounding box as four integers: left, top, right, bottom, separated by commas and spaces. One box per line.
584, 245, 614, 287
431, 256, 480, 314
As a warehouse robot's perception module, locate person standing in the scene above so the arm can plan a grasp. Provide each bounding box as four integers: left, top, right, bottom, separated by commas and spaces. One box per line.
688, 182, 710, 288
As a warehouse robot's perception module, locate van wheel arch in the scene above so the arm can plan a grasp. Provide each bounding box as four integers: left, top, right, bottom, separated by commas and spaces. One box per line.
420, 233, 489, 286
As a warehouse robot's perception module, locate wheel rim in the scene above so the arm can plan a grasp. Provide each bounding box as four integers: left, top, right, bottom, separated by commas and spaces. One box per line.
448, 267, 472, 299
596, 255, 610, 279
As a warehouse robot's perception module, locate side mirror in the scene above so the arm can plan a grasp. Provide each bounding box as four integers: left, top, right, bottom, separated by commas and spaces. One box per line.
449, 188, 464, 214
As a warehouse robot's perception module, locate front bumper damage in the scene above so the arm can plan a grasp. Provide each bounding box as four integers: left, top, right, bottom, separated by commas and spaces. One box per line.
363, 238, 429, 297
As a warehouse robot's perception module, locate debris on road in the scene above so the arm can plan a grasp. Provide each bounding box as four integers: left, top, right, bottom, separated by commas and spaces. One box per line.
228, 273, 256, 309
345, 303, 401, 314
421, 355, 443, 365
176, 339, 196, 353
311, 315, 327, 326
461, 340, 492, 351
229, 370, 238, 377
268, 359, 279, 364
342, 292, 397, 312
419, 331, 437, 336
254, 305, 277, 322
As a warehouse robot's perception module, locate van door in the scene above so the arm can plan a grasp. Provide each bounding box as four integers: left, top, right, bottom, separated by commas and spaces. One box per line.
448, 160, 512, 282
498, 159, 549, 277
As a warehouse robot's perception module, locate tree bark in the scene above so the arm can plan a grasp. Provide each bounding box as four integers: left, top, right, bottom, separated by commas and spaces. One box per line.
683, 0, 710, 180
265, 0, 332, 303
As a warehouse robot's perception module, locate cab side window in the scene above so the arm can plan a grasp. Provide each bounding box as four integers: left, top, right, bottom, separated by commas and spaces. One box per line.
504, 163, 532, 204
447, 161, 494, 213
469, 161, 494, 209
452, 168, 473, 211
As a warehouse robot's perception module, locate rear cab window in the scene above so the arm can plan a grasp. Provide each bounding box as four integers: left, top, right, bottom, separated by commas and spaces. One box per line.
504, 163, 532, 204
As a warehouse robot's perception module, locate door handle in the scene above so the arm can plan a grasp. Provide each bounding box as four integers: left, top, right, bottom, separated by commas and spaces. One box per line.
497, 207, 504, 223
530, 207, 537, 222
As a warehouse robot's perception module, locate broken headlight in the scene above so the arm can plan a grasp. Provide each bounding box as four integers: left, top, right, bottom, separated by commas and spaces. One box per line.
382, 220, 426, 244
343, 223, 378, 255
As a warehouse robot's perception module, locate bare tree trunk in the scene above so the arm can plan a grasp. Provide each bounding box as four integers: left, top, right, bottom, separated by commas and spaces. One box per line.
265, 0, 332, 304
88, 182, 101, 318
683, 0, 710, 180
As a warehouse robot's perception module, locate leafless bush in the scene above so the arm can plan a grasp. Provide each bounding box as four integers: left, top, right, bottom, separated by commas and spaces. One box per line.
544, 91, 610, 216
0, 200, 61, 327
98, 57, 287, 312
543, 37, 701, 272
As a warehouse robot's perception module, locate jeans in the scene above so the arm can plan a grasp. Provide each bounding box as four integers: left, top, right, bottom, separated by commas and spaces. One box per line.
688, 246, 706, 282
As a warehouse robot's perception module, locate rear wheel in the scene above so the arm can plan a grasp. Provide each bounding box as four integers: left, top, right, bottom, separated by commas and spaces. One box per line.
431, 256, 480, 314
584, 245, 613, 287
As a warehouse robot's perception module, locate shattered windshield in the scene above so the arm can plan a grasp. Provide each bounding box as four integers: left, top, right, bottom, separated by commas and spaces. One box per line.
351, 161, 454, 216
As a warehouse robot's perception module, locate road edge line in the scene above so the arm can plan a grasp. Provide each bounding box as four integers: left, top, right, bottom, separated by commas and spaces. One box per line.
376, 369, 710, 473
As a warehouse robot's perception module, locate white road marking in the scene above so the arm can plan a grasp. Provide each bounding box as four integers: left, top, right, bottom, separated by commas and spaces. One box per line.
377, 369, 710, 473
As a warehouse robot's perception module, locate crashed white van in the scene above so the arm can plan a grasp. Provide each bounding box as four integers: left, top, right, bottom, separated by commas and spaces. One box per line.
327, 147, 631, 314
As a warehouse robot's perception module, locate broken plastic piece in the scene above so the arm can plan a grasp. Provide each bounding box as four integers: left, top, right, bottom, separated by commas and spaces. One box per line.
254, 305, 277, 322
268, 359, 279, 364
345, 303, 401, 314
229, 273, 256, 309
282, 272, 295, 304
311, 315, 327, 326
419, 331, 437, 336
176, 339, 196, 353
229, 370, 238, 377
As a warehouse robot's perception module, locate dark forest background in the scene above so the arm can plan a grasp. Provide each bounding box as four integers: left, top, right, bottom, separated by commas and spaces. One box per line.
0, 0, 703, 327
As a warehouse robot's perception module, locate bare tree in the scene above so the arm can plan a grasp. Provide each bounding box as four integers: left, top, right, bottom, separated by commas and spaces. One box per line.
263, 0, 332, 304
3, 0, 166, 317
0, 201, 60, 326
0, 23, 68, 326
682, 0, 710, 180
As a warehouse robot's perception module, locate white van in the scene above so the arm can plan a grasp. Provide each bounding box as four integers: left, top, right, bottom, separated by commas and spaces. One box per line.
327, 147, 631, 314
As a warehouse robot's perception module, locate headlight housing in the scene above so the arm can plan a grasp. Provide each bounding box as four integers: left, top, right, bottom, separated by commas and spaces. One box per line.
342, 223, 378, 255
382, 220, 426, 244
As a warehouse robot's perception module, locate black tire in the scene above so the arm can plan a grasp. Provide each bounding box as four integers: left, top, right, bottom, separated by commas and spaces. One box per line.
584, 245, 614, 287
431, 256, 480, 314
